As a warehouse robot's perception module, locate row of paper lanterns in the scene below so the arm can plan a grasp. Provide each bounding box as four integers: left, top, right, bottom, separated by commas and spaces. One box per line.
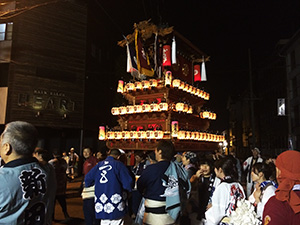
111, 102, 193, 115
111, 103, 216, 120
111, 102, 169, 115
174, 130, 224, 142
98, 126, 223, 142
117, 76, 209, 100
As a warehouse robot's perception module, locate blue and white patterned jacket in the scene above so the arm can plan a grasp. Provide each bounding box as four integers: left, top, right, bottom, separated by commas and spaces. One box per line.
85, 156, 133, 220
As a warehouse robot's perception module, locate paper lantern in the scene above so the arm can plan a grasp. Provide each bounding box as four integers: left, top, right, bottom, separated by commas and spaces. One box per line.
196, 89, 201, 97
183, 104, 189, 113
172, 79, 181, 88
191, 131, 198, 140
154, 131, 164, 139
98, 126, 106, 140
116, 132, 122, 139
124, 131, 130, 139
212, 113, 217, 120
171, 121, 179, 137
187, 85, 193, 93
183, 83, 189, 92
207, 133, 212, 141
198, 132, 203, 141
140, 131, 146, 139
149, 79, 158, 88
150, 103, 159, 112
127, 82, 135, 91
165, 71, 172, 86
135, 81, 142, 90
187, 105, 193, 114
126, 105, 134, 114
200, 90, 205, 98
185, 131, 191, 140
205, 93, 210, 100
142, 104, 150, 112
146, 130, 155, 139
135, 105, 142, 113
178, 130, 186, 139
120, 106, 126, 115
179, 81, 185, 90
142, 80, 150, 90
125, 83, 130, 92
129, 131, 135, 139
113, 132, 118, 139
111, 107, 119, 115
159, 102, 168, 111
162, 45, 171, 66
175, 103, 184, 112
133, 131, 138, 139
106, 131, 113, 140
191, 87, 196, 95
117, 80, 124, 93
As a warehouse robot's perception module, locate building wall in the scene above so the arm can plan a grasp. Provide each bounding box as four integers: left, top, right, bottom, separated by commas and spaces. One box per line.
3, 0, 87, 128
285, 31, 300, 149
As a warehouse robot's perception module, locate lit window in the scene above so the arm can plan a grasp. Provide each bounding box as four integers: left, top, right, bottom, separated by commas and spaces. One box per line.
0, 22, 13, 41
0, 23, 6, 41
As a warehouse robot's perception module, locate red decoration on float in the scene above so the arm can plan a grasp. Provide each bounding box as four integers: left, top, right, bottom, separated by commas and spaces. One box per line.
194, 64, 201, 82
162, 45, 171, 66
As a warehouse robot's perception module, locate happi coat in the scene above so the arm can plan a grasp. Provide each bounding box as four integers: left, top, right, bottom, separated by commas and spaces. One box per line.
205, 180, 245, 225
0, 157, 56, 225
85, 156, 133, 220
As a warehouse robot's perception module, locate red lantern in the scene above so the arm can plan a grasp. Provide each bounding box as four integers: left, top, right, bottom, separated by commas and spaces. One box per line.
162, 45, 171, 66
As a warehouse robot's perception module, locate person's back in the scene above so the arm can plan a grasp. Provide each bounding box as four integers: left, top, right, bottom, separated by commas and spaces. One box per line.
0, 121, 56, 225
137, 140, 181, 225
84, 148, 133, 222
49, 155, 68, 196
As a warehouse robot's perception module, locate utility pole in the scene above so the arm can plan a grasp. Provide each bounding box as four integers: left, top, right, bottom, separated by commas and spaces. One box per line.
248, 49, 256, 148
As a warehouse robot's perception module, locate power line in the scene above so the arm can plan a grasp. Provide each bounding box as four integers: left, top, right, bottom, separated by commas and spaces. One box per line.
0, 0, 65, 19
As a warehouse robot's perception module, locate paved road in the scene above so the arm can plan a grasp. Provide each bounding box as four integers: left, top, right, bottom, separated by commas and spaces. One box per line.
52, 177, 85, 225
52, 177, 135, 225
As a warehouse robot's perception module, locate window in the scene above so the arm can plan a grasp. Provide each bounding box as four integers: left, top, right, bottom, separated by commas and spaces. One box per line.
0, 24, 6, 41
0, 22, 13, 41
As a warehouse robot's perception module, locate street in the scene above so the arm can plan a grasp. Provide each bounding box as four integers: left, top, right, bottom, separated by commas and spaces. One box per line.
52, 177, 134, 225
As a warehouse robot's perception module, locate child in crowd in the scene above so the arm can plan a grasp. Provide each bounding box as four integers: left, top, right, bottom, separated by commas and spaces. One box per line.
249, 162, 277, 221
193, 159, 221, 224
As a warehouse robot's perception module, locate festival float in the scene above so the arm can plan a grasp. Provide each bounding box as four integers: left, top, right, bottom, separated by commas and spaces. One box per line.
99, 20, 224, 152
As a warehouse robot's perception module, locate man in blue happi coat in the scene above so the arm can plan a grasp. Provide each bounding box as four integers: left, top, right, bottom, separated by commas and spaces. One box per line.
85, 148, 133, 225
0, 121, 56, 225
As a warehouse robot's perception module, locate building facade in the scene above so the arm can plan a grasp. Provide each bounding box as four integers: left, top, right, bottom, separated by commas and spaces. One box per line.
0, 0, 87, 151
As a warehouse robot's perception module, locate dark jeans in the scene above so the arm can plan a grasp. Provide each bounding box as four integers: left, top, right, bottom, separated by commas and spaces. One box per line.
83, 198, 100, 225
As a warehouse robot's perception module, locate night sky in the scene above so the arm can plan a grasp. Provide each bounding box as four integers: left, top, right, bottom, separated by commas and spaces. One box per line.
91, 0, 300, 131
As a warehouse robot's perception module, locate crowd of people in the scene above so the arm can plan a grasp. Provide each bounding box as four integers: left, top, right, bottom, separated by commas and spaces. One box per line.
0, 121, 300, 225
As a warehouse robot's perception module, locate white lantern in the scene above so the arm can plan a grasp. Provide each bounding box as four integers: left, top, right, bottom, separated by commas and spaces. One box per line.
98, 126, 106, 140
